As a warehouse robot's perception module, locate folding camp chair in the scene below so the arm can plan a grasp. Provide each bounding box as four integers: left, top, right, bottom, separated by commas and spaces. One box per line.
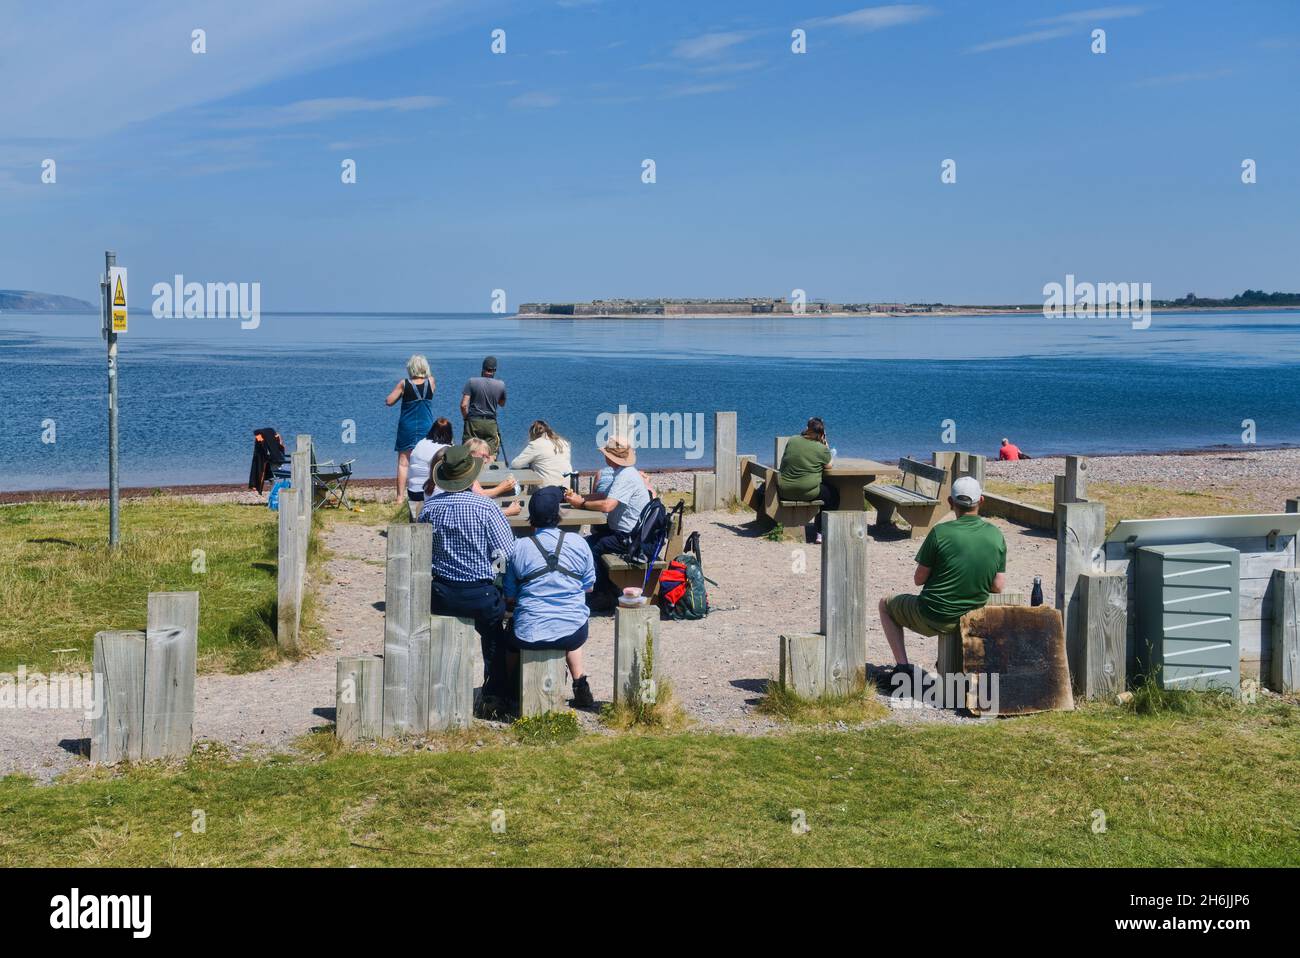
311, 457, 356, 510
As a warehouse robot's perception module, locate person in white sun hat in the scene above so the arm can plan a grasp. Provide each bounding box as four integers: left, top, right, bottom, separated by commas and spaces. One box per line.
878, 475, 1007, 681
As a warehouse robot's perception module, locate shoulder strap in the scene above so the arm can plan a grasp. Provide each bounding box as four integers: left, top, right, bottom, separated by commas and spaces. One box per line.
518, 530, 583, 583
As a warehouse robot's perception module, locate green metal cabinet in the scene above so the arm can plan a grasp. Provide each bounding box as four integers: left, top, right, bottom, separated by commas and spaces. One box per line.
1135, 542, 1240, 693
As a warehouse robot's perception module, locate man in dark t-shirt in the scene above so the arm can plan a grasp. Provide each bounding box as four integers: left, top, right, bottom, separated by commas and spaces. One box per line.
460, 355, 507, 456
879, 477, 1007, 670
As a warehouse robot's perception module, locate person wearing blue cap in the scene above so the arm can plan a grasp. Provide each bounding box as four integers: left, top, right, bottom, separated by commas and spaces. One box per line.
503, 485, 597, 708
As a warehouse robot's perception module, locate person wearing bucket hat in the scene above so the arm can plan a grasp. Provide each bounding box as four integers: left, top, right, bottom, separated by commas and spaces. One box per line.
878, 474, 1007, 681
564, 436, 652, 602
502, 485, 598, 709
460, 356, 506, 457
418, 444, 517, 713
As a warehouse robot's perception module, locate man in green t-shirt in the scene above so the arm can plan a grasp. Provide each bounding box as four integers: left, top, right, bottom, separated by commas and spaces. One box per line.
879, 476, 1007, 669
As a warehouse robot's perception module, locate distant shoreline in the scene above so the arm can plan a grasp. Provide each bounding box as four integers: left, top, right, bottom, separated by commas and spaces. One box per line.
515, 305, 1300, 320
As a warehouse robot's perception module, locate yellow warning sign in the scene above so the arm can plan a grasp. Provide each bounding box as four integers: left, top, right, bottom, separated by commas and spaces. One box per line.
112, 309, 128, 332
113, 276, 126, 307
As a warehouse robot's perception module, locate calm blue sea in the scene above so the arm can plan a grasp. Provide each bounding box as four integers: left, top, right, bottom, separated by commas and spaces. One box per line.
1, 309, 1298, 492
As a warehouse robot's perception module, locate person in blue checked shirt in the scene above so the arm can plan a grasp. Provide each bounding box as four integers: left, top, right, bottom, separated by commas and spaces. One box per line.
503, 485, 597, 709
418, 444, 516, 714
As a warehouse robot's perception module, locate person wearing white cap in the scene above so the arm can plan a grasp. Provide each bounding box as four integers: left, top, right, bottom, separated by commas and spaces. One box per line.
878, 475, 1007, 677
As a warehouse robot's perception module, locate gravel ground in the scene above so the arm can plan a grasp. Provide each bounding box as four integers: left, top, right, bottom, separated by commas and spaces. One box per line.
2, 449, 1294, 782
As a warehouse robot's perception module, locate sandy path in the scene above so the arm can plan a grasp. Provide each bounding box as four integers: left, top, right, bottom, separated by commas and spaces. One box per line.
0, 506, 1056, 781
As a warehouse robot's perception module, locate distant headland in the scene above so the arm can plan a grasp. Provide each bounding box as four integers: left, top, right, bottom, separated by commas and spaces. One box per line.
0, 289, 95, 312
517, 291, 1300, 319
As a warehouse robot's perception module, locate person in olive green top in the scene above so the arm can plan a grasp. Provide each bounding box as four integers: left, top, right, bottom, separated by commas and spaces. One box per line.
777, 417, 838, 540
879, 476, 1007, 670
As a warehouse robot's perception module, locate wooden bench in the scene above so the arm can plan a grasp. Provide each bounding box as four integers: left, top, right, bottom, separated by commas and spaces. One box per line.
864, 457, 949, 538
601, 524, 684, 596
758, 465, 823, 530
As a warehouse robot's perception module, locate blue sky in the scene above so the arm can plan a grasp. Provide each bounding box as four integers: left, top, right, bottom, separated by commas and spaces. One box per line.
3, 0, 1297, 311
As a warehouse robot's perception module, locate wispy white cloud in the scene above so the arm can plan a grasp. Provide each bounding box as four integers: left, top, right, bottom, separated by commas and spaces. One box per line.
1035, 5, 1146, 26
0, 0, 478, 139
509, 91, 561, 108
664, 82, 737, 98
217, 96, 447, 129
673, 31, 753, 60
1133, 68, 1232, 87
808, 4, 936, 31
966, 27, 1071, 54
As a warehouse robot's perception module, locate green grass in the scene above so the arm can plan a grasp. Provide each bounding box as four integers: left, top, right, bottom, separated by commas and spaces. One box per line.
983, 480, 1253, 532
2, 702, 1297, 866
758, 676, 890, 725
0, 499, 323, 674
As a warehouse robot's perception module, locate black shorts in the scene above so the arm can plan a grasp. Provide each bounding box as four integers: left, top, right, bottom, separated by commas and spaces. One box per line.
507, 621, 588, 652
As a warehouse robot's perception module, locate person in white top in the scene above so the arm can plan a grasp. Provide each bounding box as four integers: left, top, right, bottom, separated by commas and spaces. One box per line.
407, 419, 454, 503
510, 420, 575, 489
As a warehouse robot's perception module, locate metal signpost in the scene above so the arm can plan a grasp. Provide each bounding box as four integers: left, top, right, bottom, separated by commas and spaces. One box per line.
102, 251, 126, 548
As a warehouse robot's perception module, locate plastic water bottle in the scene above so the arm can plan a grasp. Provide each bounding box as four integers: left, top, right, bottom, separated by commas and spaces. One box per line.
1031, 576, 1044, 606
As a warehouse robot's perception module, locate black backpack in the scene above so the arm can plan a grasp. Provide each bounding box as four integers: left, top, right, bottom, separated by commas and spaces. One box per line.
620, 498, 683, 566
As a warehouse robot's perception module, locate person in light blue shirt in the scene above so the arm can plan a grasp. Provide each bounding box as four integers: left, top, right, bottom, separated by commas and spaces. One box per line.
565, 438, 654, 601
503, 486, 597, 708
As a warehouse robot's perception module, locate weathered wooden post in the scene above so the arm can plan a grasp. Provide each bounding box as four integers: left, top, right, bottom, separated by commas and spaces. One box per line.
292, 440, 312, 583
276, 481, 302, 651
336, 655, 383, 744
1064, 456, 1088, 502
1056, 501, 1107, 680
1072, 571, 1127, 699
774, 435, 791, 469
692, 472, 717, 512
820, 511, 869, 694
382, 522, 433, 736
779, 633, 825, 698
519, 648, 567, 716
1269, 568, 1299, 694
90, 630, 146, 764
715, 412, 737, 505
142, 591, 198, 760
429, 614, 475, 729
614, 604, 659, 706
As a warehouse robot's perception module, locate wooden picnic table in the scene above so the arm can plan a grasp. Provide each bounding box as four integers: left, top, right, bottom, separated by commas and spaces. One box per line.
479, 464, 543, 488
824, 457, 899, 511
507, 506, 606, 537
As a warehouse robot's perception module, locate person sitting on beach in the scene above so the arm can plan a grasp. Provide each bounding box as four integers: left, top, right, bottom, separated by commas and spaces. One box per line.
465, 438, 522, 516
564, 438, 650, 605
778, 417, 838, 542
878, 476, 1006, 678
510, 420, 574, 488
503, 486, 596, 709
998, 438, 1030, 461
385, 354, 436, 503
418, 444, 516, 714
406, 418, 454, 516
460, 356, 506, 456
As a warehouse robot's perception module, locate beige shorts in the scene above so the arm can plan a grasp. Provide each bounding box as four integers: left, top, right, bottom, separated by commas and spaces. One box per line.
884, 593, 958, 637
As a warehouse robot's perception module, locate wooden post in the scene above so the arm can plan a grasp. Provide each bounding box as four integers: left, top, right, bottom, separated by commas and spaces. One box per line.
692, 472, 717, 512
1056, 501, 1107, 681
820, 511, 868, 695
779, 633, 825, 698
519, 648, 567, 716
276, 484, 302, 651
715, 412, 737, 504
1072, 571, 1127, 699
1053, 475, 1066, 509
1064, 456, 1088, 502
336, 655, 383, 744
142, 591, 198, 760
429, 614, 475, 730
614, 605, 659, 706
292, 445, 312, 583
381, 523, 433, 736
90, 630, 146, 764
1269, 568, 1299, 694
